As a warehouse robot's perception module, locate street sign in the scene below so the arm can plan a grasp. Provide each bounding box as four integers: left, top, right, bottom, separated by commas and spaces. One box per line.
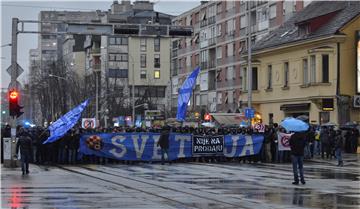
245, 108, 255, 119
6, 63, 24, 78
82, 118, 96, 129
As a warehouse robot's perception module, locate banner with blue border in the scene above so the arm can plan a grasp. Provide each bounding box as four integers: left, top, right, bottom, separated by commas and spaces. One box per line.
79, 133, 264, 161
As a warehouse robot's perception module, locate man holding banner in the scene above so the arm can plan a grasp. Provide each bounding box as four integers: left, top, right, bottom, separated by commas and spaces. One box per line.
158, 126, 171, 165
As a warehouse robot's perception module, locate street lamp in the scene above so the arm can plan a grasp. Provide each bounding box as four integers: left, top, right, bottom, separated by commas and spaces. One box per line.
1, 43, 12, 48
49, 74, 67, 80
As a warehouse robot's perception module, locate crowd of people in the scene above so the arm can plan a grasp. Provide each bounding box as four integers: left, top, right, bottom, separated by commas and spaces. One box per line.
1, 123, 359, 167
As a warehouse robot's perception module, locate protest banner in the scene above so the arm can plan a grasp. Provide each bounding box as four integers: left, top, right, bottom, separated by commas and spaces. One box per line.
278, 132, 293, 151
79, 133, 264, 161
192, 135, 224, 155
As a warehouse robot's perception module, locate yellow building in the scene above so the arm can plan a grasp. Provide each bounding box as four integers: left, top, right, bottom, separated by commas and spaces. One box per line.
240, 1, 360, 125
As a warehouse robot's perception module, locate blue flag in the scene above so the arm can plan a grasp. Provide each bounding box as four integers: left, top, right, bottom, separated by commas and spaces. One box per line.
176, 67, 200, 121
43, 99, 89, 144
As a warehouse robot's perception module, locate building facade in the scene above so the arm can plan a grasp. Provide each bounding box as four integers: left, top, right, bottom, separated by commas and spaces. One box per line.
170, 0, 308, 118
245, 1, 360, 125
83, 0, 174, 125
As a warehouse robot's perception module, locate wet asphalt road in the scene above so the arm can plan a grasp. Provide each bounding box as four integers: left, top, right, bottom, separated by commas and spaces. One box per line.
1, 154, 359, 209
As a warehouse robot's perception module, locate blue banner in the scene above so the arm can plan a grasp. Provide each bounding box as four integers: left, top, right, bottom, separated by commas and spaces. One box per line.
43, 99, 89, 144
79, 133, 264, 161
176, 67, 200, 121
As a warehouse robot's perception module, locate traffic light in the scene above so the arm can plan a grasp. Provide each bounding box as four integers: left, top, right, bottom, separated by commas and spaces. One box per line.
8, 89, 23, 118
204, 114, 211, 121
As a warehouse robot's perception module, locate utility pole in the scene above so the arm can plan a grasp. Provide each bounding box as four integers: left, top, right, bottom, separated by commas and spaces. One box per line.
247, 1, 252, 109
95, 71, 99, 125
132, 61, 135, 127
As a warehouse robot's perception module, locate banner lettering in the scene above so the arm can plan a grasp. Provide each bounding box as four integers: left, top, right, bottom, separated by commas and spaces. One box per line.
80, 133, 264, 161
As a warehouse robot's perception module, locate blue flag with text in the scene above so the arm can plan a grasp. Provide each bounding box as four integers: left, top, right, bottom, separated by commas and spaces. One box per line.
43, 99, 89, 144
176, 67, 201, 121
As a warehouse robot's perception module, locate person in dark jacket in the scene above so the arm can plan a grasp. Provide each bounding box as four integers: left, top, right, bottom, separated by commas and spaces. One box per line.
334, 130, 343, 166
320, 127, 330, 159
289, 131, 306, 185
157, 126, 171, 165
15, 128, 33, 175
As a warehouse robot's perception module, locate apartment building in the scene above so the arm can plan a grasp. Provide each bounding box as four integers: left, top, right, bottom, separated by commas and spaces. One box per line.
170, 0, 308, 117
83, 0, 174, 123
244, 1, 360, 125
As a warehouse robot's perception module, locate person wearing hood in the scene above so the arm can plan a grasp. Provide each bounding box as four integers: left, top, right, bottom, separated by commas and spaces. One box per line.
15, 127, 33, 175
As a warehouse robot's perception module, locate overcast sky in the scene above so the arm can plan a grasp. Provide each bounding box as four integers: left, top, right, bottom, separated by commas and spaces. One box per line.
0, 0, 200, 89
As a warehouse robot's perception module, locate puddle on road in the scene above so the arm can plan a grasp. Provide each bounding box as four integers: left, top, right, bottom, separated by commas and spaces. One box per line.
305, 168, 359, 180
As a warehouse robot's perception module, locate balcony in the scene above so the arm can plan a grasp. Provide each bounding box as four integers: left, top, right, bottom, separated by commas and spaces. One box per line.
200, 19, 208, 28
208, 38, 216, 46
200, 62, 208, 70
208, 16, 216, 25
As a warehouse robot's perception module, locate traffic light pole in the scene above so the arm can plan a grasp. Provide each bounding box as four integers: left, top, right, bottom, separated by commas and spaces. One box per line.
5, 18, 19, 168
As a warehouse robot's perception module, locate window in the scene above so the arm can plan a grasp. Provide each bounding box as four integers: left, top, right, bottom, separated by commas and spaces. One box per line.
217, 92, 222, 104
154, 38, 160, 52
303, 59, 309, 85
228, 91, 233, 104
240, 15, 247, 28
226, 66, 235, 80
227, 43, 234, 57
267, 65, 272, 89
108, 53, 128, 62
284, 62, 289, 87
217, 46, 222, 59
216, 2, 222, 14
140, 70, 146, 79
269, 4, 277, 19
322, 54, 329, 83
319, 112, 330, 124
243, 67, 247, 91
227, 19, 235, 35
154, 70, 160, 79
269, 113, 274, 125
310, 55, 316, 83
195, 54, 199, 66
108, 69, 128, 78
154, 54, 160, 68
216, 24, 222, 37
140, 54, 146, 68
252, 67, 258, 90
140, 38, 147, 51
109, 37, 128, 45
298, 24, 310, 36
226, 0, 235, 11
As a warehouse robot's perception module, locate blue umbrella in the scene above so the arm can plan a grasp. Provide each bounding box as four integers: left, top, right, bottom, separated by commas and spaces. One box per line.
280, 117, 309, 132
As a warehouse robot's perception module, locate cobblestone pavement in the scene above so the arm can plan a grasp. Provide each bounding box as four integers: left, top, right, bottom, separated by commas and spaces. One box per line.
1, 154, 359, 209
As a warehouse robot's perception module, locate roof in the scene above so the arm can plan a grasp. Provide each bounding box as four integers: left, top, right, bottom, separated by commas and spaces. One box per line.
252, 1, 360, 53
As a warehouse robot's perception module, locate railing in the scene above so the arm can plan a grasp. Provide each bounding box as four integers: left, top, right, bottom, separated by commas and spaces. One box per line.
201, 62, 208, 70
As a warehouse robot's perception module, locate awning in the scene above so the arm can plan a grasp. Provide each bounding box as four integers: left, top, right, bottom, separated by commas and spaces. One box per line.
280, 103, 311, 112
210, 113, 246, 126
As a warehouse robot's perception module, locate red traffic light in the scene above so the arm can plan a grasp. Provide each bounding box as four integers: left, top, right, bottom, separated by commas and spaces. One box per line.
8, 89, 23, 118
9, 90, 19, 100
204, 114, 211, 121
